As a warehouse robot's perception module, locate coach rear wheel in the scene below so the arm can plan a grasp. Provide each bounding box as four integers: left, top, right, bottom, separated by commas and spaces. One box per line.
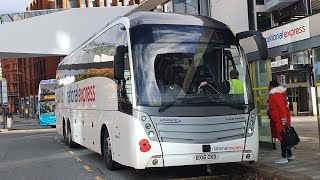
103, 130, 120, 170
66, 122, 77, 148
63, 120, 67, 144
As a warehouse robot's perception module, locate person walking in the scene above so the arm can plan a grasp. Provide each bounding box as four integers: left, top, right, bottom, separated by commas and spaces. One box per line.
268, 80, 295, 164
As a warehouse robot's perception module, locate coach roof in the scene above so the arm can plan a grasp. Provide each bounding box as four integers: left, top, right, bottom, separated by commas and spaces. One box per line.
127, 12, 230, 30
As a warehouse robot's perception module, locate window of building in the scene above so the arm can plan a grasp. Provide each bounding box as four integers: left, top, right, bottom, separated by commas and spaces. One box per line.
271, 2, 308, 27
50, 1, 55, 9
81, 0, 86, 7
4, 65, 9, 69
14, 88, 18, 95
99, 0, 106, 7
56, 0, 63, 8
13, 63, 17, 70
173, 0, 199, 15
14, 74, 18, 82
256, 0, 264, 5
291, 50, 311, 64
88, 0, 96, 7
68, 0, 78, 8
257, 12, 272, 32
285, 72, 307, 83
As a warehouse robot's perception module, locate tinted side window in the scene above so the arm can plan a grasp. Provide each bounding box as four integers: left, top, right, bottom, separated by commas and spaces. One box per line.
117, 25, 133, 114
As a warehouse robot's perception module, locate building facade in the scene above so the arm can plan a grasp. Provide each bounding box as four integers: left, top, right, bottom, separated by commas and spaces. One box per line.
26, 0, 142, 10
18, 57, 61, 118
0, 59, 19, 113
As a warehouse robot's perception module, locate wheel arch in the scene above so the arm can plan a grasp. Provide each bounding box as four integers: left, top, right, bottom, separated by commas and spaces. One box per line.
100, 124, 108, 155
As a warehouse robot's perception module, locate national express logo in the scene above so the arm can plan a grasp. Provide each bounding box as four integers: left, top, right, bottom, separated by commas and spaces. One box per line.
264, 25, 306, 43
67, 85, 96, 106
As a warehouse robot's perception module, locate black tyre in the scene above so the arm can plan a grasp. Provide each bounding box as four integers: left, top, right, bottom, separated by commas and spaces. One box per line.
66, 122, 77, 148
103, 129, 120, 170
62, 121, 68, 145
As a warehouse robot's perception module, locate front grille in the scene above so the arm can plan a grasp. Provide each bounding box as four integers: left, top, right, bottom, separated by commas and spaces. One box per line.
151, 115, 247, 144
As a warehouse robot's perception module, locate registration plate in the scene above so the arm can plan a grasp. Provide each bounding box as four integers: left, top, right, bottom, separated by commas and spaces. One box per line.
194, 154, 218, 161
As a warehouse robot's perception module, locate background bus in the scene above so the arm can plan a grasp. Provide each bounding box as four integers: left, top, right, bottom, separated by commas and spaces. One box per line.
56, 12, 267, 170
38, 79, 57, 127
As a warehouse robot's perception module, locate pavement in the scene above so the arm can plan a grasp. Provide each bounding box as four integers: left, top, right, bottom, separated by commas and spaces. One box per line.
242, 116, 320, 180
0, 116, 320, 180
0, 115, 51, 131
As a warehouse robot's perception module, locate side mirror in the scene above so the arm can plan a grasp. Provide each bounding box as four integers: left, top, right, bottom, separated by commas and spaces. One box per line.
236, 31, 268, 60
114, 45, 126, 80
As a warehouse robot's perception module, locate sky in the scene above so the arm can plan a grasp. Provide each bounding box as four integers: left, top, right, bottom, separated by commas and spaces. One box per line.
0, 0, 136, 15
0, 0, 33, 14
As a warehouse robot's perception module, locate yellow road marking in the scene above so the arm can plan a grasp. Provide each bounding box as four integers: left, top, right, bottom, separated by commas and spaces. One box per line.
69, 151, 74, 155
95, 176, 102, 180
75, 157, 82, 162
83, 165, 92, 172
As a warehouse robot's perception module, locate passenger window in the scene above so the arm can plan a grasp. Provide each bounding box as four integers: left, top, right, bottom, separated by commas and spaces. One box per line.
74, 25, 119, 82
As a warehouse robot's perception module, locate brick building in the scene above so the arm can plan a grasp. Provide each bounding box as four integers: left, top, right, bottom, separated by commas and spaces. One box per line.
0, 57, 61, 115
18, 57, 61, 118
1, 59, 19, 113
26, 0, 142, 10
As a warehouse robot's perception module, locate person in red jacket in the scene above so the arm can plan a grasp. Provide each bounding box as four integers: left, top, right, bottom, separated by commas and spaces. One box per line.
268, 80, 294, 164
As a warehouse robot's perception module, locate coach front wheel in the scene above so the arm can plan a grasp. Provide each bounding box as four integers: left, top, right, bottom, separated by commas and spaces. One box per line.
103, 130, 120, 170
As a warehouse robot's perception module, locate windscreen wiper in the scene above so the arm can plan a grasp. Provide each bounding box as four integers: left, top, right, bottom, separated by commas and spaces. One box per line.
214, 102, 249, 110
158, 97, 185, 112
181, 97, 250, 110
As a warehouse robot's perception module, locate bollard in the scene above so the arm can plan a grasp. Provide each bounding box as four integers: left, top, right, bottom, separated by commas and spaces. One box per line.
7, 116, 12, 129
2, 113, 5, 129
293, 102, 298, 116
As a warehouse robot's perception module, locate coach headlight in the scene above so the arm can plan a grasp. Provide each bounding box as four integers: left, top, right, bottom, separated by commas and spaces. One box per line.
133, 110, 159, 142
145, 123, 151, 129
246, 110, 256, 137
250, 120, 254, 126
148, 131, 155, 138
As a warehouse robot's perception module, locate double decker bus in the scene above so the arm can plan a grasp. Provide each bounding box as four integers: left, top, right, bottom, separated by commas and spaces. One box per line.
38, 79, 57, 127
56, 12, 268, 170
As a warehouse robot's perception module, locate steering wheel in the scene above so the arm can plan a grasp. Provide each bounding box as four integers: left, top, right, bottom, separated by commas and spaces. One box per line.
197, 83, 221, 94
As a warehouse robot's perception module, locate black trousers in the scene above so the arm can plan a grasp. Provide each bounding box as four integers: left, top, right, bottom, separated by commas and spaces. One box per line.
281, 141, 292, 158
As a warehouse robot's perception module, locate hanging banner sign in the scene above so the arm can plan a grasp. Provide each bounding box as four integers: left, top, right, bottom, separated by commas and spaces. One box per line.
263, 18, 310, 48
271, 58, 288, 67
